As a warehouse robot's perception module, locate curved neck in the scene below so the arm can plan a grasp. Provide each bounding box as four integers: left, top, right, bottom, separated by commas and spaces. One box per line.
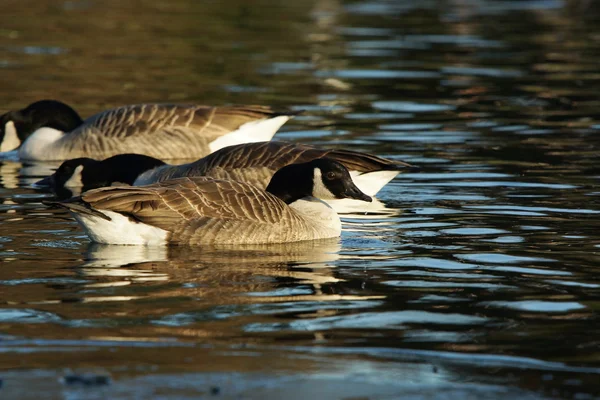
265, 164, 313, 204
17, 101, 84, 140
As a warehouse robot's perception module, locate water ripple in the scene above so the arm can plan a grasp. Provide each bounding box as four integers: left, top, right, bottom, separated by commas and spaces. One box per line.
372, 101, 455, 113
455, 253, 557, 264
480, 301, 586, 313
245, 311, 489, 332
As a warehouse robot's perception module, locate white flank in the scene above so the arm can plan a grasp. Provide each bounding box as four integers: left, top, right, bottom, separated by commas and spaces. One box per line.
289, 197, 341, 237
1, 121, 21, 152
312, 168, 336, 200
18, 127, 65, 160
208, 115, 290, 153
73, 210, 169, 245
64, 164, 84, 187
350, 170, 399, 196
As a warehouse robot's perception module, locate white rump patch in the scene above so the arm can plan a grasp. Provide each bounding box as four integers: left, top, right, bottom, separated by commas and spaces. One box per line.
64, 164, 84, 188
72, 209, 169, 245
19, 127, 65, 160
208, 115, 290, 153
350, 170, 399, 196
312, 168, 336, 200
1, 121, 21, 152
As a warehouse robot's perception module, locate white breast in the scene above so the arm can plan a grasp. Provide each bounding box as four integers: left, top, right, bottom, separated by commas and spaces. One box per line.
289, 197, 341, 238
18, 127, 66, 161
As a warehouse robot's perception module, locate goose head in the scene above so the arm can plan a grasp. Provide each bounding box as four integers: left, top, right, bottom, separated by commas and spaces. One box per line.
0, 100, 83, 152
36, 157, 97, 194
35, 153, 166, 193
266, 158, 372, 204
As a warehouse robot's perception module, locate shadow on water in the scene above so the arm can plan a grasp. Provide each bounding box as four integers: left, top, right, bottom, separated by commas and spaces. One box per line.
1, 0, 600, 398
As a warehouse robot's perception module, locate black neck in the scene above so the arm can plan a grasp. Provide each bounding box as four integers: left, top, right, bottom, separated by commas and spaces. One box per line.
15, 100, 84, 140
88, 154, 165, 189
266, 163, 312, 204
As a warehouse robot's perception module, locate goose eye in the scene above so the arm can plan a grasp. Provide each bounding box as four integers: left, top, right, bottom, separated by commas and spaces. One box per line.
325, 171, 336, 180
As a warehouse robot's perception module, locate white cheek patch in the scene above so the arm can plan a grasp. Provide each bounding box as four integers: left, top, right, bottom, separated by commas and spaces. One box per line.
1, 121, 21, 152
64, 164, 84, 187
312, 168, 336, 200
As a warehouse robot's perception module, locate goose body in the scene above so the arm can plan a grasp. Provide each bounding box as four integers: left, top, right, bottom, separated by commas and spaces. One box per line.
38, 142, 412, 202
1, 100, 294, 161
49, 159, 372, 245
134, 141, 412, 196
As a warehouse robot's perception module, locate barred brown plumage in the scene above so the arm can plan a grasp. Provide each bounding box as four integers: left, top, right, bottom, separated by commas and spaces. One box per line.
135, 141, 413, 191
3, 100, 296, 161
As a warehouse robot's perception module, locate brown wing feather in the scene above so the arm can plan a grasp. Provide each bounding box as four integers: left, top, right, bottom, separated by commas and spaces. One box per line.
74, 104, 286, 140
59, 104, 292, 160
197, 141, 321, 170
141, 141, 412, 187
194, 141, 412, 173
323, 149, 413, 172
81, 177, 289, 231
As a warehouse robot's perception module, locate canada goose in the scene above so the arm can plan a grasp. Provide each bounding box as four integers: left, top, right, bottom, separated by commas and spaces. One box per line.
47, 158, 372, 245
0, 100, 295, 161
36, 141, 413, 197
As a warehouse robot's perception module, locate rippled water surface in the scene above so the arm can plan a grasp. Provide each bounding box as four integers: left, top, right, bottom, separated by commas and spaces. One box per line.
2, 0, 600, 398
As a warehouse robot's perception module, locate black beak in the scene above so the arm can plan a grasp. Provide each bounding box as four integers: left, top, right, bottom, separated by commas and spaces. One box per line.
343, 182, 372, 203
34, 175, 55, 188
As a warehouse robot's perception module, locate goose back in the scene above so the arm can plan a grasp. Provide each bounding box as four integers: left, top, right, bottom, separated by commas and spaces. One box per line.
135, 141, 410, 189
28, 104, 290, 161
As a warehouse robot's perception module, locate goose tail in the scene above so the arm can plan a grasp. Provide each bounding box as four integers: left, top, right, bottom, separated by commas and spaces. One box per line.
43, 198, 111, 221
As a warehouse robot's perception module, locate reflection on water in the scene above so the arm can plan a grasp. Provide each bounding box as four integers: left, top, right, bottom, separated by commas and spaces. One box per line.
2, 0, 600, 398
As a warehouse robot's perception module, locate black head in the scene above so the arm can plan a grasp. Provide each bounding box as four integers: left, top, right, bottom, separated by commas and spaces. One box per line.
0, 100, 83, 151
35, 153, 165, 193
266, 158, 372, 204
36, 158, 99, 191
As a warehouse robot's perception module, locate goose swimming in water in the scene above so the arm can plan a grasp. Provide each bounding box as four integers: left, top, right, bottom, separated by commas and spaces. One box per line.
0, 100, 295, 161
47, 158, 372, 245
36, 141, 413, 200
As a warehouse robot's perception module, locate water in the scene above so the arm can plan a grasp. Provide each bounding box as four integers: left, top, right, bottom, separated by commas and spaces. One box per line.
1, 0, 600, 398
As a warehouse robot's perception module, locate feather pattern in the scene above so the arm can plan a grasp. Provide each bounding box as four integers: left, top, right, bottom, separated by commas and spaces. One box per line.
43, 104, 291, 160
78, 176, 338, 245
135, 141, 412, 187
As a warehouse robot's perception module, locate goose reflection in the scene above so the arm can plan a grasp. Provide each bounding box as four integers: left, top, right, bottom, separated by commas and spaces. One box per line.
0, 159, 59, 190
77, 239, 375, 304
61, 239, 385, 342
